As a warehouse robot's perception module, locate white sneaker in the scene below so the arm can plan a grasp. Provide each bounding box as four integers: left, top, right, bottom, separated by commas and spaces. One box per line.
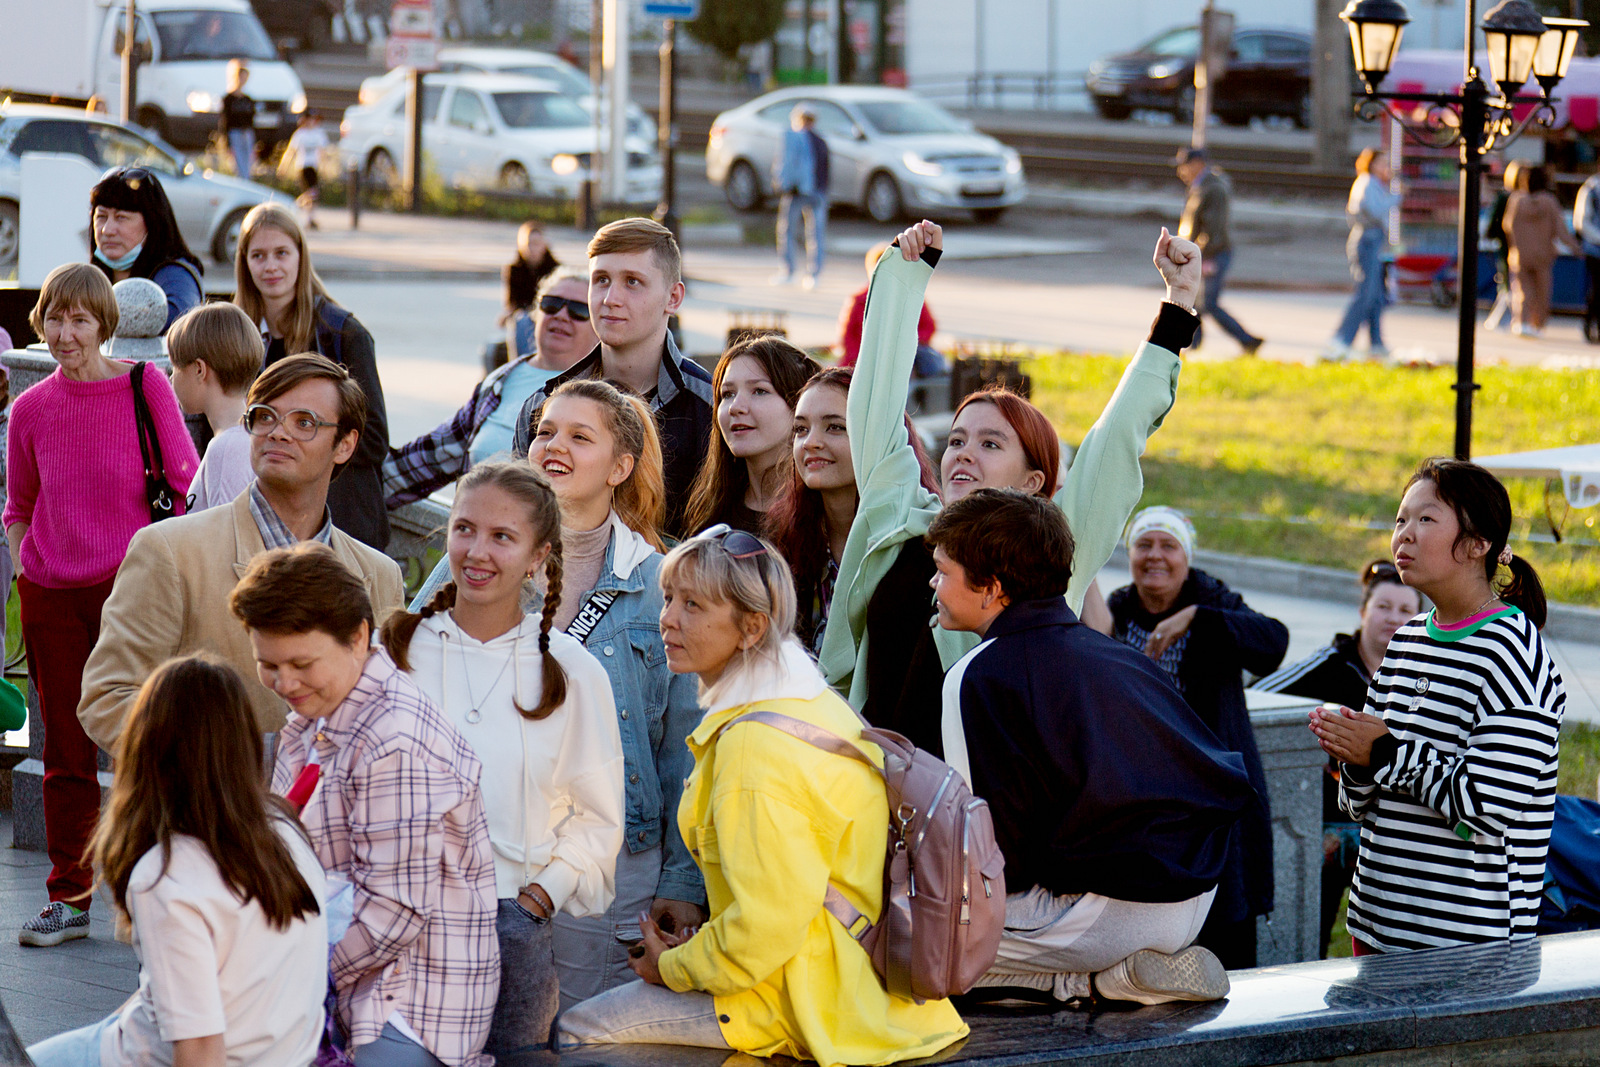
1321, 340, 1352, 362
1093, 946, 1230, 1005
1516, 323, 1542, 337
801, 274, 817, 291
1366, 344, 1391, 360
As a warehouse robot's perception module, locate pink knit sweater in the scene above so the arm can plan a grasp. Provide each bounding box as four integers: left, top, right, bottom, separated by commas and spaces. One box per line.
4, 364, 199, 588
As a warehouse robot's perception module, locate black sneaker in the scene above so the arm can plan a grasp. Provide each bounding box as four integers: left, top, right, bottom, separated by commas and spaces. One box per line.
19, 901, 90, 947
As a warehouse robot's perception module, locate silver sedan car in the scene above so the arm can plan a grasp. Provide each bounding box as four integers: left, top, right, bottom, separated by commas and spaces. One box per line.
0, 103, 285, 273
706, 86, 1026, 224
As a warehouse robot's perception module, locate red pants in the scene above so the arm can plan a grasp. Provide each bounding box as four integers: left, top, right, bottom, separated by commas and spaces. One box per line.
19, 575, 114, 907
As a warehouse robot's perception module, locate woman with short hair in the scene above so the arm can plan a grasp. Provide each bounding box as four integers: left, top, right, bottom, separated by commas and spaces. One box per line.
8, 263, 197, 948
557, 527, 967, 1067
234, 542, 499, 1067
89, 166, 204, 332
235, 203, 391, 549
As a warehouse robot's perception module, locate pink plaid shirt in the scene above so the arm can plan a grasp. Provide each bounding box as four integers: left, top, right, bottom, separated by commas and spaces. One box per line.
274, 649, 499, 1067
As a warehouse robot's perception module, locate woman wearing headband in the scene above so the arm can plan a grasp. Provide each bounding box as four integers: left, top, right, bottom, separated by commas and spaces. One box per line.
1107, 505, 1288, 971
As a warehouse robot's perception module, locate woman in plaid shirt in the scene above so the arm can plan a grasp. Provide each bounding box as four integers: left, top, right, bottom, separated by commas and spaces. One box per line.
233, 543, 500, 1067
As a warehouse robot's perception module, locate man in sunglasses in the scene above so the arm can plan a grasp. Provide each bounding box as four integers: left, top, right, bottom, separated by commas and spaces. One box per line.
384, 268, 598, 507
511, 217, 714, 538
80, 354, 405, 751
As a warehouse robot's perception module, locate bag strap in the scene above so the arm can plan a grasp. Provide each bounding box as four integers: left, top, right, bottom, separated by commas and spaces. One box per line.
129, 363, 162, 479
564, 588, 619, 644
716, 709, 882, 940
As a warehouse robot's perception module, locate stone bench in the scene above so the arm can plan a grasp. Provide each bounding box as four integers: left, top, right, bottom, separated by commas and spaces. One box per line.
504, 930, 1600, 1067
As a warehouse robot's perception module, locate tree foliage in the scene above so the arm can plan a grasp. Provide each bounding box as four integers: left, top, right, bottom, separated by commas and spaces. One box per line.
684, 0, 784, 61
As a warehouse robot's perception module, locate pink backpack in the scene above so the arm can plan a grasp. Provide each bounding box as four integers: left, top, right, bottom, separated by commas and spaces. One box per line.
722, 709, 1006, 1002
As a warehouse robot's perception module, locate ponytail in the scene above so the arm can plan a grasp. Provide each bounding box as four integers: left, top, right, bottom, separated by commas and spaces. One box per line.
524, 539, 568, 721
380, 581, 457, 672
1498, 553, 1547, 629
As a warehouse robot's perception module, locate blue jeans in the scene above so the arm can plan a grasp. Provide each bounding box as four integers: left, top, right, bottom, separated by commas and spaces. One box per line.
487, 899, 560, 1057
778, 191, 827, 278
1197, 248, 1257, 348
228, 128, 256, 177
28, 1014, 113, 1067
556, 979, 730, 1050
1334, 226, 1388, 347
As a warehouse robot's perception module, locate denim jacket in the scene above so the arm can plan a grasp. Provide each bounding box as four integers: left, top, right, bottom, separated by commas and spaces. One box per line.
409, 516, 706, 906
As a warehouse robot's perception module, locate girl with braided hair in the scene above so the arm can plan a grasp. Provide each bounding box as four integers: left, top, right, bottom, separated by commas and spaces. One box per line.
380, 459, 625, 1056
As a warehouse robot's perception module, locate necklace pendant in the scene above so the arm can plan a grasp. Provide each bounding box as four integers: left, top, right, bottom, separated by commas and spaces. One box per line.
466, 707, 482, 725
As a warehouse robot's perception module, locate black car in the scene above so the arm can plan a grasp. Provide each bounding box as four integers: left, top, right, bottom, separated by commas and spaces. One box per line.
1085, 26, 1313, 127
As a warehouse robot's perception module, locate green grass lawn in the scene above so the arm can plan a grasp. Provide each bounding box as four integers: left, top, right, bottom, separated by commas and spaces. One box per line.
1028, 354, 1600, 605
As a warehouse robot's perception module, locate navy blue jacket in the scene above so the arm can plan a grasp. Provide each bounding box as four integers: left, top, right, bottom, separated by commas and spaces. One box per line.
951, 597, 1252, 904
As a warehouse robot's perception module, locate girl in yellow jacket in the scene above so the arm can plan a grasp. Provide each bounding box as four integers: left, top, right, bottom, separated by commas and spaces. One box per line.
557, 525, 968, 1067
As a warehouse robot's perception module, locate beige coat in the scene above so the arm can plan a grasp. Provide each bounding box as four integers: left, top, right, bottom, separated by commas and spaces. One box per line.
78, 491, 405, 750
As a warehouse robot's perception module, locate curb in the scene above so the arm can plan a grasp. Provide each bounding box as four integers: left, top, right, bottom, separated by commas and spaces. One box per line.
1105, 546, 1600, 646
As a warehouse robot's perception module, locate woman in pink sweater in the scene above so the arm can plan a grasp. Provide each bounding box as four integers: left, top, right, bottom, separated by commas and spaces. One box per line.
4, 264, 197, 947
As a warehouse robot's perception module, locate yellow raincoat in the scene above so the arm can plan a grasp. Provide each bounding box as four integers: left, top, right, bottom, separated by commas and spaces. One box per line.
657, 687, 968, 1067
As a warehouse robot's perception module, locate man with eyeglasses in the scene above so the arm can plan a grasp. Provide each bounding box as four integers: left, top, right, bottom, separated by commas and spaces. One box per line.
511, 217, 715, 538
384, 268, 598, 508
80, 355, 405, 751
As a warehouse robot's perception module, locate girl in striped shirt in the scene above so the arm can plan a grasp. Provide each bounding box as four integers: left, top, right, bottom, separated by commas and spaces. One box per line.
1309, 458, 1563, 954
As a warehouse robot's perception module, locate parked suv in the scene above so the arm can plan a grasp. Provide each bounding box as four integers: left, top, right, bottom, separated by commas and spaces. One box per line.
1085, 26, 1313, 127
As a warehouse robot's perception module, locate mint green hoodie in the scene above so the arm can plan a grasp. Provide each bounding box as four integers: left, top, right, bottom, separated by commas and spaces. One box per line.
816, 248, 1183, 711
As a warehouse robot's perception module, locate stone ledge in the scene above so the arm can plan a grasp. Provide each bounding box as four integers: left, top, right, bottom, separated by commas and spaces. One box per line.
512, 931, 1600, 1067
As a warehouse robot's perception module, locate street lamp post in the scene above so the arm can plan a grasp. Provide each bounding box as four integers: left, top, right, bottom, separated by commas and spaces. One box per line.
1341, 0, 1585, 460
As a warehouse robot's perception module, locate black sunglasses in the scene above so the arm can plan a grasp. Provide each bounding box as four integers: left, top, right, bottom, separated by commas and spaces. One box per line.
1365, 561, 1400, 580
697, 523, 768, 560
538, 294, 591, 322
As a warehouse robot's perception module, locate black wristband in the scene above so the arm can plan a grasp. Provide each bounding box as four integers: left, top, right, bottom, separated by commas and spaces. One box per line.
1148, 301, 1200, 353
888, 239, 942, 268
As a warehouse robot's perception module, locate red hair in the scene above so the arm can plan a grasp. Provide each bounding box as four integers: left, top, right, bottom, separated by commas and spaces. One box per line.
765, 367, 939, 641
951, 388, 1060, 497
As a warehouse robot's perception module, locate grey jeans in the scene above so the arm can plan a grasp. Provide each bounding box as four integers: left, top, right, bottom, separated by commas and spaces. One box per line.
350, 1023, 448, 1067
556, 979, 731, 1050
552, 844, 663, 1009
487, 898, 560, 1057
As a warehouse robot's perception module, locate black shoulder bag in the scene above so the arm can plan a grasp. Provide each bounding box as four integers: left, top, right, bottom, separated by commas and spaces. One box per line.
130, 362, 179, 523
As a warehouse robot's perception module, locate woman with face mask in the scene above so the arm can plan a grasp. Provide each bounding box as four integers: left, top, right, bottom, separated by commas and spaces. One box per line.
88, 166, 204, 333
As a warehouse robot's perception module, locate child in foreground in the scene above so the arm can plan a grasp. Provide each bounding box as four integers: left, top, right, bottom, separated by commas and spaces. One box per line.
166, 303, 262, 511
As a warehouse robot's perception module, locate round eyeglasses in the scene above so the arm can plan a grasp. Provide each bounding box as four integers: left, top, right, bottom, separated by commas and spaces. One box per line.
243, 404, 339, 441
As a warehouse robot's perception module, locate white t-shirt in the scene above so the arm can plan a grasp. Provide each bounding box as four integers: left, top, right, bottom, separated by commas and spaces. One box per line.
189, 425, 254, 513
102, 821, 329, 1067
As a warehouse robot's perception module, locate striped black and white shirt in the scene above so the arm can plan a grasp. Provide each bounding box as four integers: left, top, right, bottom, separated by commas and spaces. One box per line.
1342, 607, 1563, 952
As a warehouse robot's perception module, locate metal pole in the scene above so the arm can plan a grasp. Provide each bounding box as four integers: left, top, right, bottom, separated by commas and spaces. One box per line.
1454, 1, 1482, 459
1193, 0, 1214, 149
654, 18, 678, 239
121, 0, 138, 123
403, 67, 424, 213
578, 0, 602, 230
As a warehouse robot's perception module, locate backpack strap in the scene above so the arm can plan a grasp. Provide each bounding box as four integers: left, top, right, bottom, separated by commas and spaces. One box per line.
716, 709, 881, 940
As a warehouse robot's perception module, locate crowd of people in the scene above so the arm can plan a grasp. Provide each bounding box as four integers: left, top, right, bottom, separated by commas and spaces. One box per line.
0, 159, 1568, 1067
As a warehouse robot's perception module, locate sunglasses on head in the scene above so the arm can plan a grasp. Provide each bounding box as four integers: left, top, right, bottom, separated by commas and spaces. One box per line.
1366, 561, 1400, 580
696, 523, 768, 560
538, 294, 591, 322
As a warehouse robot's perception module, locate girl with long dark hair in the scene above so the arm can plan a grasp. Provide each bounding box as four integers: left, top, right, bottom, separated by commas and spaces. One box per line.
26, 656, 327, 1067
88, 166, 203, 332
682, 336, 818, 535
1311, 458, 1564, 955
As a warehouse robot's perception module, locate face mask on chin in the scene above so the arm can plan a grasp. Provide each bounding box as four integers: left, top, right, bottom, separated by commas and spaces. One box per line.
93, 242, 143, 271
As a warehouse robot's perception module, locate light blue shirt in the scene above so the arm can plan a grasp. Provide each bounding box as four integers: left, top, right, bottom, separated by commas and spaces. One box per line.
777, 127, 816, 196
468, 359, 560, 466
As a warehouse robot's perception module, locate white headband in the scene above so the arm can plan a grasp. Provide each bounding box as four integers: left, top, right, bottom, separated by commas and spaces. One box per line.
1126, 506, 1196, 561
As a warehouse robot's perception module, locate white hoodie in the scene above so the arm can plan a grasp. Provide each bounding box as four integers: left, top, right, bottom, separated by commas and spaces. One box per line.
407, 612, 625, 914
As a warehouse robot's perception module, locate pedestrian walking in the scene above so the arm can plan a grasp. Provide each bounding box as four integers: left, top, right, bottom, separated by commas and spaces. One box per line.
220, 59, 256, 178
25, 657, 328, 1067
88, 167, 203, 333
1175, 147, 1263, 354
1107, 506, 1288, 970
235, 203, 392, 549
556, 528, 969, 1067
1327, 149, 1403, 361
683, 336, 818, 535
8, 265, 198, 948
282, 112, 331, 230
1310, 459, 1563, 954
1255, 560, 1421, 957
1572, 161, 1600, 342
503, 220, 561, 353
1505, 165, 1579, 337
1484, 162, 1521, 331
772, 105, 830, 289
382, 461, 625, 1057
930, 490, 1249, 1006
